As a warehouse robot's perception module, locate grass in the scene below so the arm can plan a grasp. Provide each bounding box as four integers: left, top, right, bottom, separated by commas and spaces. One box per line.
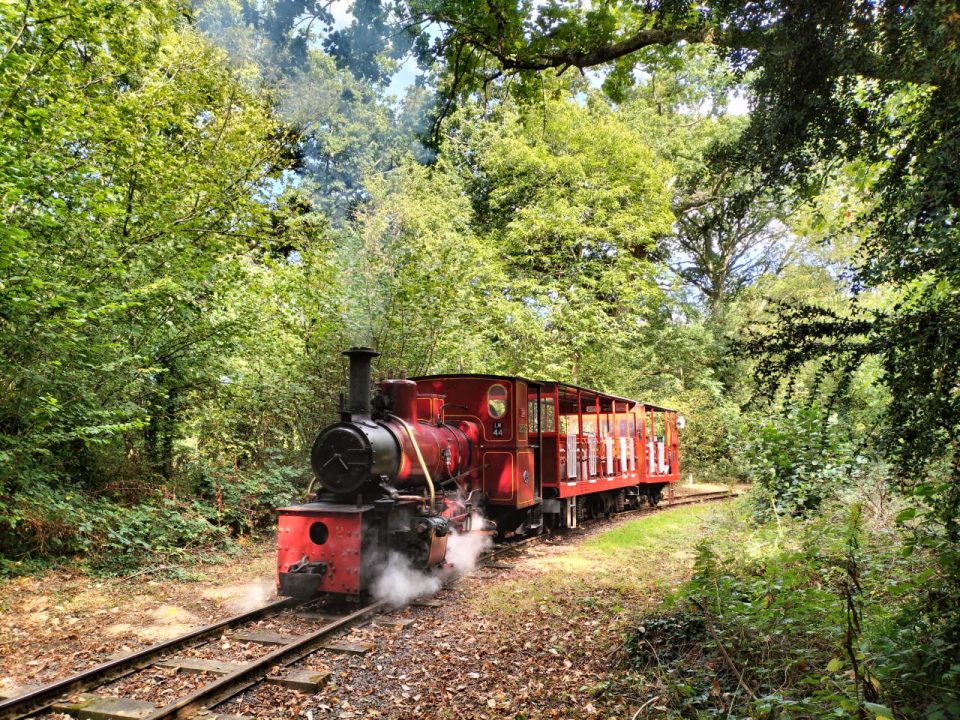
474, 504, 721, 620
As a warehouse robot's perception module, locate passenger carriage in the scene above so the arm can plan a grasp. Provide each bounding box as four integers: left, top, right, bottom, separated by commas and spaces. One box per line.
413, 374, 681, 535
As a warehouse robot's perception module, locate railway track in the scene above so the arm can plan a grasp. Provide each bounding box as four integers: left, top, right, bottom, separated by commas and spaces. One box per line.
1, 488, 737, 720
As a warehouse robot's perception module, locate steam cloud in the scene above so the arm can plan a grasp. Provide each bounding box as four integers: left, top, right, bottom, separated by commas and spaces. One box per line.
444, 512, 493, 574
224, 580, 275, 614
371, 551, 443, 607
371, 513, 493, 607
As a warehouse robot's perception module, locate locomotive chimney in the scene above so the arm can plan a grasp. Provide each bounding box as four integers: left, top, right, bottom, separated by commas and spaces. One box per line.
344, 347, 380, 418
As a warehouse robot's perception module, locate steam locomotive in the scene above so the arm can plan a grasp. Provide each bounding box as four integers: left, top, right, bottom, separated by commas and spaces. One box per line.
276, 348, 681, 600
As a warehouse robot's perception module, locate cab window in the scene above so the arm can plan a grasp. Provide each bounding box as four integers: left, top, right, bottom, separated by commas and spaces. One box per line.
487, 383, 508, 419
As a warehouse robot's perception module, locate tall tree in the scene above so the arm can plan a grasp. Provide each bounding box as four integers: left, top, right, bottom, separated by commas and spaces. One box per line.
411, 0, 960, 513
444, 92, 676, 389
197, 1, 437, 221
672, 183, 796, 310
0, 2, 292, 491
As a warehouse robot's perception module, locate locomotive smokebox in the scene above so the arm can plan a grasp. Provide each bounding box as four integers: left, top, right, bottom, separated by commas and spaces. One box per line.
309, 346, 400, 496
310, 421, 399, 495
344, 346, 379, 417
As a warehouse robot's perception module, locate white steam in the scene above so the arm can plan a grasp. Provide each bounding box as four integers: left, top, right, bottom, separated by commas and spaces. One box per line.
224, 580, 275, 614
371, 551, 443, 607
370, 513, 493, 607
445, 513, 493, 574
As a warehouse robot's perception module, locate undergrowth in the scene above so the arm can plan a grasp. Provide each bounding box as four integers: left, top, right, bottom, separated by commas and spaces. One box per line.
614, 489, 960, 719
0, 460, 304, 576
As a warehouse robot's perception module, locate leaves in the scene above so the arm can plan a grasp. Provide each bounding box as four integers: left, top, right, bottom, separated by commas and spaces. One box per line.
864, 701, 894, 720
0, 1, 294, 560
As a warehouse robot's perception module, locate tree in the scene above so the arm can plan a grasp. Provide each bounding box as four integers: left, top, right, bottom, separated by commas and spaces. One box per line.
671, 182, 796, 310
339, 157, 514, 376
412, 0, 960, 533
0, 2, 292, 494
609, 52, 798, 312
444, 91, 676, 389
196, 0, 436, 221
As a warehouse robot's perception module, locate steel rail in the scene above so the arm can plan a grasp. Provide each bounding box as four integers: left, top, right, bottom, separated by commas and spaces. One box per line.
2, 489, 737, 720
0, 597, 300, 720
146, 600, 387, 719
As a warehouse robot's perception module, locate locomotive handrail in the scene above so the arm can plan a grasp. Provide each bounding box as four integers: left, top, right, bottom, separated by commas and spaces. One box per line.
387, 412, 436, 510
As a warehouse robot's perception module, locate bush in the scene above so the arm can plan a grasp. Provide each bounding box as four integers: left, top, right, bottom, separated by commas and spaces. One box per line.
744, 404, 866, 517
628, 494, 960, 719
0, 485, 233, 576
0, 458, 305, 576
674, 388, 750, 484
189, 457, 306, 535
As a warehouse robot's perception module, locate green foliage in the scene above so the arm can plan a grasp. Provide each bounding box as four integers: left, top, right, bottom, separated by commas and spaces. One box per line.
0, 1, 307, 568
745, 404, 862, 518
196, 2, 435, 221
0, 485, 230, 577
460, 96, 674, 269
674, 386, 747, 484
627, 497, 960, 719
190, 457, 305, 535
439, 92, 677, 391
0, 1, 290, 490
339, 157, 509, 374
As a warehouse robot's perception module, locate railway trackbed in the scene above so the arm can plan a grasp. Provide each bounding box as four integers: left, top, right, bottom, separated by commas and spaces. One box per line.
1, 488, 738, 720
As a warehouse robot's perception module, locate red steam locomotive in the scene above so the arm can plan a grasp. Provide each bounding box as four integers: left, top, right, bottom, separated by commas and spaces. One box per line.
276, 348, 681, 600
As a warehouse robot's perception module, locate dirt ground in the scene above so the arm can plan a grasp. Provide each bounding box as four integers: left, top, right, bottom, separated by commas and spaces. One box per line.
0, 537, 277, 693
0, 489, 733, 718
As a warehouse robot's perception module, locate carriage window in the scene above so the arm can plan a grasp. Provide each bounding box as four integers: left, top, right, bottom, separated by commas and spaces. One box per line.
487, 383, 508, 419
560, 415, 579, 435
542, 397, 556, 432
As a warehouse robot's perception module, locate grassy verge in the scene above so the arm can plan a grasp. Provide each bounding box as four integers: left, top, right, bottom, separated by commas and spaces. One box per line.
474, 504, 720, 629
